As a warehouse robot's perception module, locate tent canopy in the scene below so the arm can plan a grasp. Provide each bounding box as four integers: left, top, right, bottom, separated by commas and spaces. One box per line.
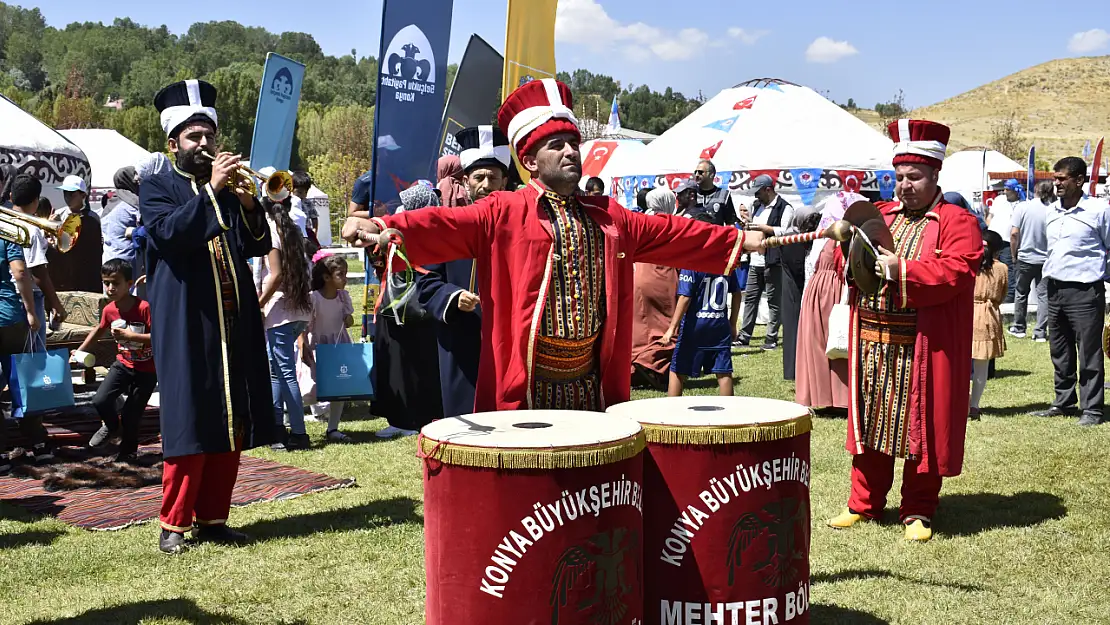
58, 129, 150, 190
578, 139, 647, 197
613, 81, 893, 176
0, 93, 89, 209
606, 80, 894, 209
938, 149, 1024, 199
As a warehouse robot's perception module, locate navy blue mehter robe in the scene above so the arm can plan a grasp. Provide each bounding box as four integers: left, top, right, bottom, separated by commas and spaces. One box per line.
139, 167, 275, 458
415, 259, 481, 418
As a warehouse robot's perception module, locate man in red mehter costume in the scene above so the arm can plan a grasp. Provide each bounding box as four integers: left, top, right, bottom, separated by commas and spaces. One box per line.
342, 79, 763, 412
827, 120, 982, 542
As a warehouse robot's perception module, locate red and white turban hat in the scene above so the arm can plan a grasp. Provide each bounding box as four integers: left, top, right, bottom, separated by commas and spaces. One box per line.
888, 119, 951, 170
497, 79, 581, 158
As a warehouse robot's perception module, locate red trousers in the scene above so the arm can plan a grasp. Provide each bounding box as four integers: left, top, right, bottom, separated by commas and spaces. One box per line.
848, 447, 943, 521
160, 451, 241, 532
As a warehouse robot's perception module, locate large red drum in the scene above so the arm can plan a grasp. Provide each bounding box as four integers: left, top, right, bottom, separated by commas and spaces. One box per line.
421, 411, 647, 625
606, 397, 812, 625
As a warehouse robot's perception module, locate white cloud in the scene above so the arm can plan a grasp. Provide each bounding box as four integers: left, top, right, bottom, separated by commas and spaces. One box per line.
805, 36, 859, 64
556, 0, 710, 62
1068, 28, 1110, 54
727, 27, 768, 46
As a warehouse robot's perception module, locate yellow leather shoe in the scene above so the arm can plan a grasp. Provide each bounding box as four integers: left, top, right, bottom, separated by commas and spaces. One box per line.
904, 519, 933, 542
826, 508, 867, 529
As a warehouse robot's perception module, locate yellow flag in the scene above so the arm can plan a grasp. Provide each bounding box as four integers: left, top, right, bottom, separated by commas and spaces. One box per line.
502, 0, 558, 182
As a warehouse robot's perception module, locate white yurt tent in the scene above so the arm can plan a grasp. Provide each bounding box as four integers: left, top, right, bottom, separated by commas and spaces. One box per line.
58, 129, 151, 216
609, 79, 894, 210
938, 149, 1024, 209
578, 138, 647, 203
0, 93, 90, 210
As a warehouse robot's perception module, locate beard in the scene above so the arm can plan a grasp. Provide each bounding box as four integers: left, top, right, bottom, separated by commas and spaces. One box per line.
540, 162, 582, 190
176, 146, 213, 179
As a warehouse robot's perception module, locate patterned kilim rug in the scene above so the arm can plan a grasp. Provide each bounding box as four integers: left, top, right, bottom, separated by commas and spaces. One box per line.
1, 385, 356, 530
0, 444, 357, 530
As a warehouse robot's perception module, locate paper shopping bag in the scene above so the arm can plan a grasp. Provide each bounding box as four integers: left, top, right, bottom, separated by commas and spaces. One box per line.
315, 343, 375, 401
10, 348, 76, 415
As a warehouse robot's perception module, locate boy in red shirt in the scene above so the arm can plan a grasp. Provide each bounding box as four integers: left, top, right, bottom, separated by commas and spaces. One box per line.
77, 259, 157, 461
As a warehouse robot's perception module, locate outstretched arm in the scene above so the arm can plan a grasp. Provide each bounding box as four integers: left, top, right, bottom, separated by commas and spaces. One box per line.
624, 210, 764, 275
341, 197, 496, 267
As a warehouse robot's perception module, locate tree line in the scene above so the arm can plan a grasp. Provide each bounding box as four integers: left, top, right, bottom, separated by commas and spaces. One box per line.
0, 3, 707, 237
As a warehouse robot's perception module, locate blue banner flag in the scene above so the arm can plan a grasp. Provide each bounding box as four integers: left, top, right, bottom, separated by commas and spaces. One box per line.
1084, 140, 1092, 161
790, 168, 823, 206
1027, 145, 1036, 195
371, 0, 453, 214
704, 116, 738, 132
876, 170, 896, 200
249, 53, 305, 171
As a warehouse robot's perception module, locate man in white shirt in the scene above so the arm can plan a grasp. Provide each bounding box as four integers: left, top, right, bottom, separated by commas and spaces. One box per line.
9, 175, 65, 346
736, 174, 794, 350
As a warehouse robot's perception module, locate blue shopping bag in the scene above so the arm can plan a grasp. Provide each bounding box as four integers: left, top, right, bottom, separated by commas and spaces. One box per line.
10, 338, 75, 415
315, 342, 375, 401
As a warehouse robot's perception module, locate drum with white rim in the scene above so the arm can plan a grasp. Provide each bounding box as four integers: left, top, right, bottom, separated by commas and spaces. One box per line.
606, 397, 812, 625
420, 411, 646, 625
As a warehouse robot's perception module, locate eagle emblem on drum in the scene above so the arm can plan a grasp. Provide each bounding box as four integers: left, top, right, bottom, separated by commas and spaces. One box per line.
550, 527, 639, 625
726, 497, 808, 589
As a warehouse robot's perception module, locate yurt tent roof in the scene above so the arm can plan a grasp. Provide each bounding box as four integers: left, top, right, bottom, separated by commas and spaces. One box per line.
58, 129, 150, 190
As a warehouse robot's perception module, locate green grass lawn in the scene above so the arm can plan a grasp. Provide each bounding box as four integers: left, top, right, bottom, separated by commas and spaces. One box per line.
2, 311, 1109, 624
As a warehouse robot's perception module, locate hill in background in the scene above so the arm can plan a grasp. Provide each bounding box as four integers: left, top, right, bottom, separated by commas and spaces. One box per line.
905, 56, 1110, 164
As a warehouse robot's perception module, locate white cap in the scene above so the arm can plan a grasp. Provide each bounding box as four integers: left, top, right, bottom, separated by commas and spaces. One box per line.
57, 175, 88, 194
257, 166, 277, 177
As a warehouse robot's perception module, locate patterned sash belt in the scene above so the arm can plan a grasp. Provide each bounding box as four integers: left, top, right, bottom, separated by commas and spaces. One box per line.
534, 334, 598, 382
858, 309, 917, 345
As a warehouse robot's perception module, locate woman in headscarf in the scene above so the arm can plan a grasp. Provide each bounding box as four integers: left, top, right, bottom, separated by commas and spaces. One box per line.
795, 192, 861, 410
630, 187, 680, 389
436, 156, 470, 208
372, 183, 444, 437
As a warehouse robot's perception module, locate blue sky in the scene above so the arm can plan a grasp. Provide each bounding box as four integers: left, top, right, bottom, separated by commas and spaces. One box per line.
26, 0, 1110, 110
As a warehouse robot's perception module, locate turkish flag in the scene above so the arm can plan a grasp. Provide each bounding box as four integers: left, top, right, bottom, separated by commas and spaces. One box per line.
747, 169, 781, 185
839, 170, 865, 193
700, 140, 723, 159
733, 96, 758, 110
582, 141, 618, 178
665, 174, 693, 190
982, 190, 999, 209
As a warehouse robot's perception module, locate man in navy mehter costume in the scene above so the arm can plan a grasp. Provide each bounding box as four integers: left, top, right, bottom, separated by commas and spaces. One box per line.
140, 79, 275, 554
415, 126, 511, 417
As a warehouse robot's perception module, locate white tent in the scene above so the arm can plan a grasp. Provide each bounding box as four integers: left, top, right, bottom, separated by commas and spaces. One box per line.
609, 79, 894, 210
59, 129, 151, 215
938, 149, 1024, 209
0, 93, 90, 210
59, 129, 150, 191
578, 139, 647, 204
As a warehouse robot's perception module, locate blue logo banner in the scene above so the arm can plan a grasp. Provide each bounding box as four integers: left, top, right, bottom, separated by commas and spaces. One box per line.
1027, 145, 1036, 195
790, 168, 823, 206
249, 53, 305, 171
876, 170, 896, 200
372, 0, 454, 213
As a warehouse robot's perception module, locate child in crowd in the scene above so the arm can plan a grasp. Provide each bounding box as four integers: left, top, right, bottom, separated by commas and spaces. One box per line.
78, 259, 156, 461
970, 230, 1008, 420
300, 252, 355, 443
663, 215, 744, 397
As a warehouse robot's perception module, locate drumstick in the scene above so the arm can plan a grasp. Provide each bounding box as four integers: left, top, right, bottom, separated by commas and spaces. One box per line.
762, 219, 853, 249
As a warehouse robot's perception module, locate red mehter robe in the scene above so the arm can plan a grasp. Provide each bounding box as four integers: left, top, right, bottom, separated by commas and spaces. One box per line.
371, 181, 744, 412
839, 196, 982, 477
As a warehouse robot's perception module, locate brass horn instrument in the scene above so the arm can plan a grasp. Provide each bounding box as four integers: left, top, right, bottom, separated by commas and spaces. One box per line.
0, 207, 82, 253
197, 151, 292, 202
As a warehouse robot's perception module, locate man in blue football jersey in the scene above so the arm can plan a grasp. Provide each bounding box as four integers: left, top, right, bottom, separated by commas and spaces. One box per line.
662, 215, 744, 397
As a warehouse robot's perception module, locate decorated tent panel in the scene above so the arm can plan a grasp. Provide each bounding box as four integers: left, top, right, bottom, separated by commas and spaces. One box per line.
0, 94, 90, 209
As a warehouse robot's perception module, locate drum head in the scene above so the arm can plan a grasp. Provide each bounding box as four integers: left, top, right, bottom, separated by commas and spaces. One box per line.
421, 411, 642, 450
606, 397, 809, 427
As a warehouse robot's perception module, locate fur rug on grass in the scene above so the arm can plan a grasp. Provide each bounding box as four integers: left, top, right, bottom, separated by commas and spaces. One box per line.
9, 446, 163, 491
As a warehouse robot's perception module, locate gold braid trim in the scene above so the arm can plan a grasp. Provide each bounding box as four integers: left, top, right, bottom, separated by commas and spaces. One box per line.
641, 413, 812, 446
419, 432, 645, 470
